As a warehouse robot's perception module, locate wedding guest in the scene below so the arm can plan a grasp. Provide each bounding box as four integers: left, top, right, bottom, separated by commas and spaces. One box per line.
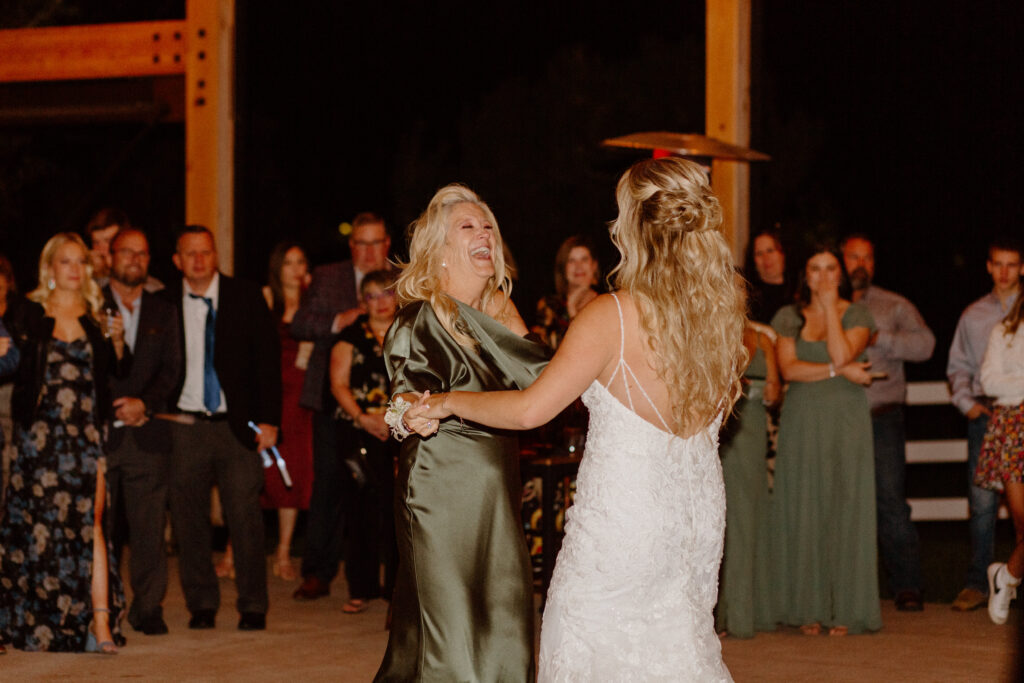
532, 235, 600, 349
374, 184, 550, 681
947, 238, 1022, 611
0, 253, 25, 502
84, 209, 163, 293
842, 233, 934, 611
0, 233, 127, 652
770, 243, 881, 636
329, 269, 399, 614
716, 320, 780, 638
166, 226, 280, 632
291, 213, 391, 601
102, 228, 182, 636
746, 227, 794, 324
976, 289, 1024, 625
260, 242, 314, 580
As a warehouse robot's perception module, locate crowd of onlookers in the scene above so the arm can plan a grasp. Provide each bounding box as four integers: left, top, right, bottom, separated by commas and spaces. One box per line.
0, 207, 1021, 655
715, 230, 1023, 638
0, 209, 403, 653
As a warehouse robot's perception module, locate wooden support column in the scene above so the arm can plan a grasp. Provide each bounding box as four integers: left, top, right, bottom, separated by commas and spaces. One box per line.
185, 0, 235, 273
706, 0, 752, 265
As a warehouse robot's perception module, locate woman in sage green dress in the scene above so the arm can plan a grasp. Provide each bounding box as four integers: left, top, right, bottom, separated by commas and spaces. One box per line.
769, 245, 881, 636
716, 322, 780, 638
374, 184, 549, 682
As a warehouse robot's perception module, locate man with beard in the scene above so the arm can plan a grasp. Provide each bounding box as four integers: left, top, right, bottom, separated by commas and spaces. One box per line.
103, 228, 182, 634
842, 233, 935, 612
86, 208, 164, 292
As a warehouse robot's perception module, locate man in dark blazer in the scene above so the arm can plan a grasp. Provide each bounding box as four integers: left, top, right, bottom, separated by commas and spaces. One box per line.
290, 212, 390, 600
103, 228, 182, 636
166, 225, 281, 631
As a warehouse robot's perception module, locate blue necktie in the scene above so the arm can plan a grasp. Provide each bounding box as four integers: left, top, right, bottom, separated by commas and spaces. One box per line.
188, 294, 221, 413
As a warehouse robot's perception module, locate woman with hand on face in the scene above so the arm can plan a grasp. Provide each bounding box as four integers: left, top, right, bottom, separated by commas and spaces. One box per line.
408, 158, 747, 681
329, 269, 399, 615
0, 233, 128, 653
373, 185, 550, 682
769, 244, 881, 636
533, 235, 601, 349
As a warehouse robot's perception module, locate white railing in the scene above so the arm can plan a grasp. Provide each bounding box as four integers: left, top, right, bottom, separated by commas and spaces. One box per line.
905, 381, 1008, 521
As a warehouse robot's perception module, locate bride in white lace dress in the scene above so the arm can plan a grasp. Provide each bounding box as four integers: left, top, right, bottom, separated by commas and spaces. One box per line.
407, 157, 747, 681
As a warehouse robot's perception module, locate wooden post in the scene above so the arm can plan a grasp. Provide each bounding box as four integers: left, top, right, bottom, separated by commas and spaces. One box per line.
185, 0, 235, 273
706, 0, 752, 265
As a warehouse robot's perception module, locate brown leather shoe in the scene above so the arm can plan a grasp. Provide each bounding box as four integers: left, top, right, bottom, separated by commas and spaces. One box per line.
292, 575, 330, 601
951, 587, 987, 611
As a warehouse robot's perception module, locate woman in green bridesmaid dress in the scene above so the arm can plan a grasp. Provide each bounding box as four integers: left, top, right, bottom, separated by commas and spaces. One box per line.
769, 245, 882, 636
374, 184, 550, 682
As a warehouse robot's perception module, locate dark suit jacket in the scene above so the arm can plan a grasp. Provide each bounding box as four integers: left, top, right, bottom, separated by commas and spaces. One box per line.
103, 286, 182, 453
166, 273, 282, 448
290, 260, 358, 412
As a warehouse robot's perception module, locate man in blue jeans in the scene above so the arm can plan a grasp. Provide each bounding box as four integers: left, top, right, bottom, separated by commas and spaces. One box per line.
843, 234, 935, 611
947, 238, 1023, 611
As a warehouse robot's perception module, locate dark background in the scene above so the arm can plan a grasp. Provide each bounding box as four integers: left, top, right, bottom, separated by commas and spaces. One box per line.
1, 1, 1022, 379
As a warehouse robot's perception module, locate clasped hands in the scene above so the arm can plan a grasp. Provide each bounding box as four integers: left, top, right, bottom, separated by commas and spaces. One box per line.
400, 390, 453, 438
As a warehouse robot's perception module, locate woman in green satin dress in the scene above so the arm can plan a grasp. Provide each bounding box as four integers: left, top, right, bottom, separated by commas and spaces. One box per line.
374, 184, 550, 682
768, 245, 882, 636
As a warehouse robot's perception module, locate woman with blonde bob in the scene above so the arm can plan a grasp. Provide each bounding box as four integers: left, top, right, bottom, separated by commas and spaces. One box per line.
0, 233, 128, 653
411, 157, 747, 681
373, 185, 551, 682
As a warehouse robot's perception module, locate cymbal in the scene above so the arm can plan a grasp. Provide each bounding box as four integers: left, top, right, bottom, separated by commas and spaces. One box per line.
601, 131, 770, 161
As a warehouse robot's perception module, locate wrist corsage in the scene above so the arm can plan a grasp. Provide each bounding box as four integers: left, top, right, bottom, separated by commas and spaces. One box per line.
385, 396, 413, 441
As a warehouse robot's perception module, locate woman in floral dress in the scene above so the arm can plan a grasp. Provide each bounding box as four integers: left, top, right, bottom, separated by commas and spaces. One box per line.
329, 269, 399, 614
0, 233, 127, 653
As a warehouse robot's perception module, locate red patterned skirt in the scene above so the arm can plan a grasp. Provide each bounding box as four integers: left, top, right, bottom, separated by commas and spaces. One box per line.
974, 401, 1024, 493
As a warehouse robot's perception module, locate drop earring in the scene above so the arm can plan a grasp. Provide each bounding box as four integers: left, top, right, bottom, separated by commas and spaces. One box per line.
441, 261, 447, 268
47, 278, 55, 290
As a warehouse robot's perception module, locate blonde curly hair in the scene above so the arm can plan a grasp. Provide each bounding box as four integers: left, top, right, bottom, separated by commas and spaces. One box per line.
609, 157, 748, 433
28, 232, 104, 318
393, 184, 514, 348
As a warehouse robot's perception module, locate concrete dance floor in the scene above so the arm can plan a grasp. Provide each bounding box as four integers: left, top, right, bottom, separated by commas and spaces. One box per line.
1, 555, 1019, 681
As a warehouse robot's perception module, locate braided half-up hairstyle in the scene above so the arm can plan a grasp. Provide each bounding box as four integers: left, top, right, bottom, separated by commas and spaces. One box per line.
608, 157, 748, 434
393, 184, 513, 348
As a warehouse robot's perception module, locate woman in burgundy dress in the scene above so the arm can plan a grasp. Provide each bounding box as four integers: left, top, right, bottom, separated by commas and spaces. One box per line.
216, 243, 314, 581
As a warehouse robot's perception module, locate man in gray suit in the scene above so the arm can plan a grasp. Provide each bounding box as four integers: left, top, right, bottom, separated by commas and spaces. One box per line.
104, 228, 182, 635
290, 212, 390, 600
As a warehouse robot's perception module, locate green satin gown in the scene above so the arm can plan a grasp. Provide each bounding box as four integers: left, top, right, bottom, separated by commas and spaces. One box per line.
374, 299, 551, 683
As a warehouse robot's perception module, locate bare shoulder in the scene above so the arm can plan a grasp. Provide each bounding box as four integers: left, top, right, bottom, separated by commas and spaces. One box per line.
568, 292, 624, 333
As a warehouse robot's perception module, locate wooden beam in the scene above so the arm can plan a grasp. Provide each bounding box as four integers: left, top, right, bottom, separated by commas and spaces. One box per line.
185, 0, 235, 274
0, 21, 186, 83
706, 0, 752, 265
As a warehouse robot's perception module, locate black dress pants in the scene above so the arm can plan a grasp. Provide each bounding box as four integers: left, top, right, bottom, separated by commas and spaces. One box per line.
168, 420, 267, 615
108, 430, 170, 624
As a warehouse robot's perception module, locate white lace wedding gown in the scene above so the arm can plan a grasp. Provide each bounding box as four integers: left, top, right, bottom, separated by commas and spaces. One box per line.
538, 294, 733, 682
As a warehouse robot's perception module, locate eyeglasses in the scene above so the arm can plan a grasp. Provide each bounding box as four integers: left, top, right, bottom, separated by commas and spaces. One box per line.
352, 239, 388, 248
363, 290, 395, 302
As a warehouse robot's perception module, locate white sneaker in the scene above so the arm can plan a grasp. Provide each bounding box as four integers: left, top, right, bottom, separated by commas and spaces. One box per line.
986, 562, 1019, 625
